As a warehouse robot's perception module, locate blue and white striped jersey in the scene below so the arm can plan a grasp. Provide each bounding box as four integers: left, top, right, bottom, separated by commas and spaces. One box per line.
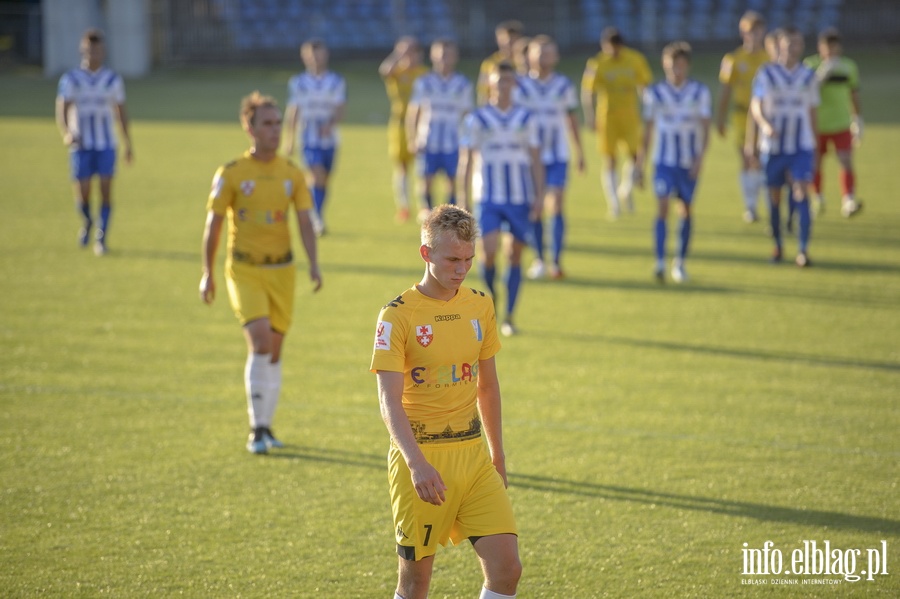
287, 71, 346, 150
752, 63, 819, 155
460, 105, 539, 206
642, 79, 712, 169
409, 72, 473, 154
57, 67, 126, 151
512, 73, 578, 164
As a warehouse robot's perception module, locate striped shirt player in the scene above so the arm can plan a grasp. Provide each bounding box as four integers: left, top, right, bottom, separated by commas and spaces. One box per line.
410, 71, 473, 176
286, 41, 346, 232
639, 42, 711, 284
55, 29, 132, 256
750, 28, 820, 267
459, 63, 542, 335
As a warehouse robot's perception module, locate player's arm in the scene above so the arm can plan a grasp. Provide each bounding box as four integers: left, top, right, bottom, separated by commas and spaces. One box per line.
566, 109, 586, 173
283, 102, 299, 156
528, 145, 545, 221
691, 116, 711, 180
55, 96, 77, 147
199, 210, 224, 304
115, 102, 134, 164
378, 46, 404, 79
715, 55, 734, 137
749, 96, 773, 138
295, 209, 322, 292
635, 117, 653, 189
475, 356, 508, 486
743, 107, 760, 168
580, 61, 597, 129
405, 101, 420, 152
377, 370, 447, 505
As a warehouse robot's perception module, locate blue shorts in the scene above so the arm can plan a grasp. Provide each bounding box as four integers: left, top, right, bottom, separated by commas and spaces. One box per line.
419, 151, 459, 178
71, 148, 116, 180
762, 151, 814, 188
303, 147, 336, 173
476, 202, 531, 243
544, 161, 568, 189
653, 164, 697, 204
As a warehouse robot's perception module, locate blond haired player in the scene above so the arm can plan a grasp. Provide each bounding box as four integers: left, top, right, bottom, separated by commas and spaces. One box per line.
372, 204, 520, 599
477, 20, 524, 104
581, 27, 652, 218
200, 92, 322, 454
380, 37, 428, 223
716, 11, 769, 223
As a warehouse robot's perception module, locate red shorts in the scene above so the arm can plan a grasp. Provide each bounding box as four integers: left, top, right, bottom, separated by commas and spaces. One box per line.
817, 130, 853, 154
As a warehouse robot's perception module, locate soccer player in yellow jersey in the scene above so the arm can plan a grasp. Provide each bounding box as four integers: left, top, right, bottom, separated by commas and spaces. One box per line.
477, 20, 524, 105
581, 27, 652, 218
381, 37, 428, 223
200, 92, 322, 454
716, 11, 769, 223
371, 205, 520, 599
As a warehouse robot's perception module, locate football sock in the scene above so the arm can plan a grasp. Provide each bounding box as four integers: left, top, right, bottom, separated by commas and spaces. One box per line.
841, 169, 855, 197
551, 213, 565, 266
769, 197, 782, 251
312, 186, 326, 217
479, 587, 516, 599
263, 359, 282, 428
654, 217, 667, 262
677, 216, 692, 260
393, 593, 404, 599
532, 219, 545, 261
619, 161, 635, 205
423, 191, 433, 210
505, 265, 522, 320
244, 352, 271, 428
602, 169, 620, 213
98, 204, 111, 240
393, 170, 408, 209
78, 201, 91, 226
447, 193, 457, 206
797, 198, 811, 253
740, 171, 757, 212
787, 196, 796, 226
482, 264, 496, 297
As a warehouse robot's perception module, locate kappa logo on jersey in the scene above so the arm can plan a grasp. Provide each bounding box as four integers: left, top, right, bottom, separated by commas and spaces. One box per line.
374, 321, 392, 351
471, 319, 483, 341
284, 179, 293, 198
416, 325, 434, 347
240, 180, 255, 196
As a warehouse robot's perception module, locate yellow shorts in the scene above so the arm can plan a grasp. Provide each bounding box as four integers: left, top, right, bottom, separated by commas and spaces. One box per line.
388, 119, 413, 165
225, 260, 295, 334
731, 110, 749, 149
389, 437, 516, 561
597, 114, 641, 157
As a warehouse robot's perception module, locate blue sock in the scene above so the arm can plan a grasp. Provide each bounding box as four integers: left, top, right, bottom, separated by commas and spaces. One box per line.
788, 196, 796, 224
447, 194, 456, 206
98, 204, 111, 239
654, 217, 667, 262
532, 219, 545, 261
312, 186, 326, 216
423, 192, 433, 209
505, 265, 522, 319
677, 216, 692, 260
482, 264, 496, 296
797, 198, 811, 252
78, 202, 91, 226
551, 214, 565, 266
769, 198, 782, 251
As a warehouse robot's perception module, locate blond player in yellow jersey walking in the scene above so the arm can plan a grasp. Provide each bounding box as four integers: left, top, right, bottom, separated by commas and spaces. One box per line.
581, 27, 652, 219
381, 37, 429, 223
716, 11, 769, 223
371, 205, 520, 599
200, 92, 322, 454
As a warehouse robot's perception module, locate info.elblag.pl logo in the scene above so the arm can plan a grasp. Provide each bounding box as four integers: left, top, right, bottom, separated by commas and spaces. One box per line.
741, 540, 889, 585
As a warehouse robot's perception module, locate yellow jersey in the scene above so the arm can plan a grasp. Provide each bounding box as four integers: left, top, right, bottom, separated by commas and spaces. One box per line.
477, 50, 507, 103
582, 47, 652, 119
719, 47, 769, 112
384, 64, 429, 121
207, 151, 312, 265
371, 285, 501, 444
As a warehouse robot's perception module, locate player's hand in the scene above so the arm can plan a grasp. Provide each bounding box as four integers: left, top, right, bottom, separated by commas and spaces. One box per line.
124, 143, 134, 165
409, 459, 447, 506
851, 115, 863, 146
576, 152, 586, 174
689, 158, 703, 180
309, 264, 323, 292
492, 454, 509, 488
63, 131, 80, 148
761, 122, 776, 139
199, 273, 215, 304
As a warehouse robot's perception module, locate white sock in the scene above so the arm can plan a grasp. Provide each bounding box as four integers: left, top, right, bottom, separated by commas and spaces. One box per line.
618, 161, 635, 204
739, 171, 755, 212
393, 593, 404, 599
263, 360, 282, 429
602, 168, 620, 213
244, 352, 271, 428
479, 587, 515, 599
393, 170, 409, 209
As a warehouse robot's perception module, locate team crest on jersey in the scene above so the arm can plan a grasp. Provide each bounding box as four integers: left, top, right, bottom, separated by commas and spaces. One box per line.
240, 180, 255, 196
284, 180, 293, 197
415, 325, 434, 347
374, 321, 392, 351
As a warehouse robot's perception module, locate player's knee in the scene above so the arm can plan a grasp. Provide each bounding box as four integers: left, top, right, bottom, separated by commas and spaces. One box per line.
486, 553, 522, 591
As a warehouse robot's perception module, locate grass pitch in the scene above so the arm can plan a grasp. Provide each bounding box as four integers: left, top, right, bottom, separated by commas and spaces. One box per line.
1, 52, 898, 597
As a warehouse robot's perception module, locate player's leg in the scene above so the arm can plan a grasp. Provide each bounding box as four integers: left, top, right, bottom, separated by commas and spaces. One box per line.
472, 534, 522, 598
70, 149, 93, 247
834, 131, 861, 217
762, 154, 786, 262
598, 120, 621, 218
93, 148, 117, 255
812, 134, 828, 213
652, 165, 673, 282
790, 150, 815, 267
242, 317, 275, 454
417, 153, 437, 222
619, 123, 641, 214
257, 265, 295, 448
477, 204, 502, 299
734, 112, 761, 222
671, 170, 698, 283
501, 208, 529, 336
527, 188, 547, 280
396, 555, 435, 599
444, 152, 460, 206
548, 180, 566, 278
390, 123, 412, 222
